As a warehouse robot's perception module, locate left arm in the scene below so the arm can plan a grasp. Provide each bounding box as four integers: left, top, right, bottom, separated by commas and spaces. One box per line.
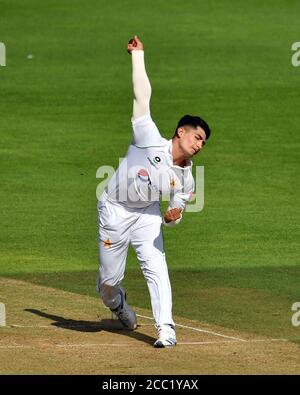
163, 175, 195, 227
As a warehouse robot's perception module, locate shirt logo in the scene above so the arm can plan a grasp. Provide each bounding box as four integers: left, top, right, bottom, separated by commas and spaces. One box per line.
147, 155, 163, 168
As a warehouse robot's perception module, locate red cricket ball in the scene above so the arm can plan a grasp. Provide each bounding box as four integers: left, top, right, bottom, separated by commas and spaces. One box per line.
127, 38, 137, 53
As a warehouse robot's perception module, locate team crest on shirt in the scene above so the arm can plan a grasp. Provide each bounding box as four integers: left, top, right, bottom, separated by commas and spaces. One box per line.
170, 179, 176, 188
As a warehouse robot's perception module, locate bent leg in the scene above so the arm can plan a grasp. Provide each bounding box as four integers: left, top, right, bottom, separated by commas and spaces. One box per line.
97, 199, 131, 310
98, 237, 129, 310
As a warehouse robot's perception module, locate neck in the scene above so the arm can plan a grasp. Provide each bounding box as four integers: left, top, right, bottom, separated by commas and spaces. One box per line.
171, 139, 188, 167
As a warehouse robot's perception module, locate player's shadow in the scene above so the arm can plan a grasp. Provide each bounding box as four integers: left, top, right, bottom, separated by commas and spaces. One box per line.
24, 308, 155, 345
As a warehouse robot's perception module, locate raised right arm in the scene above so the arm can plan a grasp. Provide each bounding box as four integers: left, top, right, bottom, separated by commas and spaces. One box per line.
128, 36, 163, 147
128, 36, 152, 120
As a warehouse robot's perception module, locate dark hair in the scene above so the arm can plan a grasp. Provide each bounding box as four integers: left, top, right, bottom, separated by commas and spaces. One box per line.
174, 114, 211, 140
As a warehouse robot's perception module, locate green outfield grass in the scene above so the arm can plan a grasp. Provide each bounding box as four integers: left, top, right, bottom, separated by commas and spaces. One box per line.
1, 0, 299, 342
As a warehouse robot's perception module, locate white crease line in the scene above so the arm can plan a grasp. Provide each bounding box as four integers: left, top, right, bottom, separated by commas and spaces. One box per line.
250, 338, 289, 343
0, 338, 293, 350
9, 325, 56, 329
0, 343, 136, 349
176, 323, 246, 341
56, 343, 136, 348
0, 345, 32, 349
136, 313, 245, 341
4, 319, 296, 344
39, 338, 296, 348
178, 339, 289, 345
178, 341, 240, 345
5, 323, 153, 329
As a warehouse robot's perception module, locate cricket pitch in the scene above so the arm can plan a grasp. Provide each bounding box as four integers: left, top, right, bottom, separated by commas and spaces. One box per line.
0, 277, 299, 374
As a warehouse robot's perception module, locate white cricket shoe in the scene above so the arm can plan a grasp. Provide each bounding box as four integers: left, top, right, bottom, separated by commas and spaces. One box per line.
154, 324, 177, 348
110, 288, 137, 330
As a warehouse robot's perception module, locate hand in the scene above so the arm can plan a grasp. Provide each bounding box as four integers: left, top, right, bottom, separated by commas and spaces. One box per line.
164, 208, 182, 223
127, 35, 144, 54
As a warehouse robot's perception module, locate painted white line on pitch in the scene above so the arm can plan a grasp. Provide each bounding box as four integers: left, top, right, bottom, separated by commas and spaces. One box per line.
56, 338, 291, 348
250, 338, 289, 343
178, 340, 242, 345
39, 338, 293, 348
0, 338, 292, 350
56, 343, 137, 348
6, 323, 153, 329
5, 316, 295, 344
136, 313, 245, 341
9, 324, 56, 329
176, 323, 246, 341
5, 321, 295, 344
9, 324, 99, 329
0, 345, 32, 349
178, 339, 289, 345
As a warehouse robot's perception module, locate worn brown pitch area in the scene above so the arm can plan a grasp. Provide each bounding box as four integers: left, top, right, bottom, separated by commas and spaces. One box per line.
0, 277, 299, 374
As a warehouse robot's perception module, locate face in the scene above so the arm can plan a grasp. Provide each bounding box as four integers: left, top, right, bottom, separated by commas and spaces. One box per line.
177, 126, 207, 158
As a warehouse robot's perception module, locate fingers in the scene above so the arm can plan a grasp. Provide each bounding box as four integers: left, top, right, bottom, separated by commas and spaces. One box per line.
127, 37, 138, 54
127, 35, 144, 53
164, 208, 182, 223
127, 44, 135, 53
169, 208, 182, 214
134, 35, 144, 49
128, 38, 137, 46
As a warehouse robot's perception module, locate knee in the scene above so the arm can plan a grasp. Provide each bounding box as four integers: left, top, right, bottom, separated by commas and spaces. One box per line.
99, 280, 124, 308
99, 282, 114, 299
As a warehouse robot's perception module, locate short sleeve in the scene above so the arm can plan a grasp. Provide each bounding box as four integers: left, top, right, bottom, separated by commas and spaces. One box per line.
131, 113, 164, 148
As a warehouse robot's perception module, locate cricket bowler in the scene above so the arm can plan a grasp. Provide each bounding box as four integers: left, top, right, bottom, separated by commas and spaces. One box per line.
97, 35, 211, 348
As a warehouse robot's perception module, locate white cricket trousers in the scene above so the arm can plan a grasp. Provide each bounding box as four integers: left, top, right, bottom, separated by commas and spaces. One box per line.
97, 193, 175, 328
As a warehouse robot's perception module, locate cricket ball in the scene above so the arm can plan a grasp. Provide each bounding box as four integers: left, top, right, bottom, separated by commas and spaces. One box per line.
127, 38, 137, 53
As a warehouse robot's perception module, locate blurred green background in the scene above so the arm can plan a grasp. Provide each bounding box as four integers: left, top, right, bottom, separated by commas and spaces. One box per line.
0, 0, 299, 340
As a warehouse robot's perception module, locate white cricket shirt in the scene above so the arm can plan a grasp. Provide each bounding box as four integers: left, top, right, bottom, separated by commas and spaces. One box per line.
104, 113, 194, 211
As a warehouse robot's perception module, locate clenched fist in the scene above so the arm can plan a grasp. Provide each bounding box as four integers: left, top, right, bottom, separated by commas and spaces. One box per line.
127, 35, 144, 54
164, 208, 182, 223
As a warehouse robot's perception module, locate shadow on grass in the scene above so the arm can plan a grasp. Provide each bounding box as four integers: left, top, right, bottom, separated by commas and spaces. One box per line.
24, 308, 156, 345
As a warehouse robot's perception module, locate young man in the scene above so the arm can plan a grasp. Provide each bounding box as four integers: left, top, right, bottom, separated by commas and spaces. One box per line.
97, 35, 211, 348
